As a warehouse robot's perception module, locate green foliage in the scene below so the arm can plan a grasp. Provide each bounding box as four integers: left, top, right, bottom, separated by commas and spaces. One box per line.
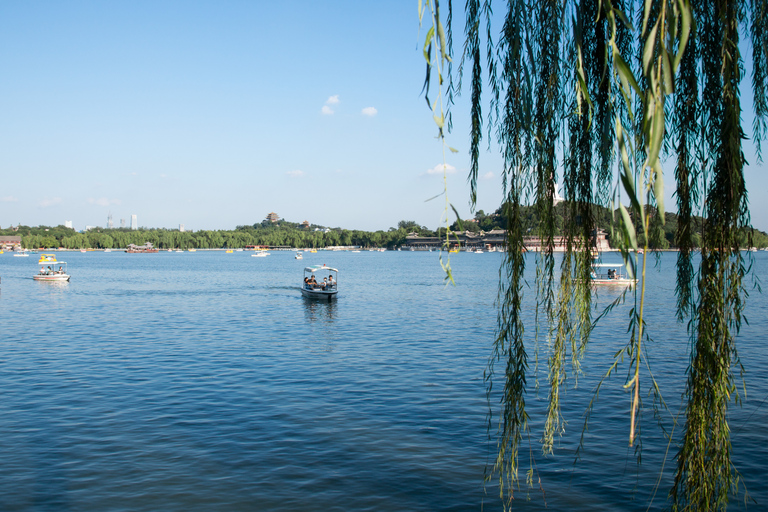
428, 0, 767, 509
0, 222, 417, 250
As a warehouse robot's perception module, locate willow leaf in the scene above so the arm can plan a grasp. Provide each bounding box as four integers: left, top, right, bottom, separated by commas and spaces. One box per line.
653, 161, 665, 224
619, 203, 639, 251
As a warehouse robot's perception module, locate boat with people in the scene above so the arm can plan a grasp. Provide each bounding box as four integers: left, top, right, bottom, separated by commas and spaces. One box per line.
252, 251, 270, 257
13, 250, 30, 257
590, 262, 637, 286
295, 252, 303, 260
301, 264, 338, 300
34, 254, 70, 282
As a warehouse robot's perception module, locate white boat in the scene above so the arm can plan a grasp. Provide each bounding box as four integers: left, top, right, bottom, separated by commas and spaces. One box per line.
251, 251, 270, 257
590, 263, 636, 286
104, 249, 112, 253
295, 252, 303, 260
301, 264, 338, 300
34, 254, 70, 282
13, 251, 30, 257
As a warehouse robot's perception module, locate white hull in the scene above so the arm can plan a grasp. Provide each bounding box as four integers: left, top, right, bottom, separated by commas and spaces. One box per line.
591, 277, 636, 286
34, 274, 71, 282
300, 287, 337, 300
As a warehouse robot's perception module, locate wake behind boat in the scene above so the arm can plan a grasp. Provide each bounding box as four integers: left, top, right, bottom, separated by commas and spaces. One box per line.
301, 265, 338, 300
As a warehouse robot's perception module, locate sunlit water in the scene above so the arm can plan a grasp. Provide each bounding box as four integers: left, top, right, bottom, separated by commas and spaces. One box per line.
0, 250, 765, 511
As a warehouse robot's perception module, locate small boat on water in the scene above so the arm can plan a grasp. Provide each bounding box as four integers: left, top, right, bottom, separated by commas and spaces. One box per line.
590, 263, 637, 286
34, 254, 70, 282
252, 251, 270, 257
301, 264, 338, 300
226, 249, 234, 254
13, 251, 30, 257
295, 252, 303, 260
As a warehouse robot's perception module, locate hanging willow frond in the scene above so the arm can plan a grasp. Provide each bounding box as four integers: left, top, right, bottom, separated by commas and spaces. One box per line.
423, 0, 762, 509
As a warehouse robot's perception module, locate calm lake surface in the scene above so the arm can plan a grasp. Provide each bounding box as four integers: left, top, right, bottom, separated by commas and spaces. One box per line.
1, 250, 766, 511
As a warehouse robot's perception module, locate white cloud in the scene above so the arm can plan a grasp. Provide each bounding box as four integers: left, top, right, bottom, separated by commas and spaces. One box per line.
39, 197, 63, 208
425, 163, 457, 175
286, 170, 305, 178
1, 196, 19, 202
480, 171, 494, 180
361, 107, 378, 116
322, 95, 340, 114
88, 197, 122, 207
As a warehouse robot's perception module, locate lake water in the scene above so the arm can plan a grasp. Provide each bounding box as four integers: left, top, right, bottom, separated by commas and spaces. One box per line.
1, 250, 765, 511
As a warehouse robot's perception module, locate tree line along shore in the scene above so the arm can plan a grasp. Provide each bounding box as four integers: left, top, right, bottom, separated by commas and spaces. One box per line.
2, 203, 767, 250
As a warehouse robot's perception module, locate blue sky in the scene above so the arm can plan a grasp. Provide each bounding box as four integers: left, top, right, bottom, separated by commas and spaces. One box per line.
1, 2, 765, 232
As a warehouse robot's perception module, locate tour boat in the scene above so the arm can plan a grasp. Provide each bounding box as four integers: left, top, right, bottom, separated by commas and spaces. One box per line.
251, 251, 270, 257
590, 263, 637, 286
34, 254, 70, 282
301, 264, 338, 300
13, 251, 29, 257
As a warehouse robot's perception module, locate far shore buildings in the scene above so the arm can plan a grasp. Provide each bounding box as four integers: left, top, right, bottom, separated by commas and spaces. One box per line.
0, 235, 22, 251
266, 212, 280, 223
403, 229, 611, 252
131, 215, 138, 230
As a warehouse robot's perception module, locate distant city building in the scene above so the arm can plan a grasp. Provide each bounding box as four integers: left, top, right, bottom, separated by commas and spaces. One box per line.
179, 224, 185, 232
107, 212, 113, 229
65, 220, 73, 229
120, 219, 126, 228
266, 212, 280, 223
131, 214, 138, 230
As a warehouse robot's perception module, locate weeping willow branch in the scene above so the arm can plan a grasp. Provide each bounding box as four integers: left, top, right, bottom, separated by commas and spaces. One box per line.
419, 0, 763, 509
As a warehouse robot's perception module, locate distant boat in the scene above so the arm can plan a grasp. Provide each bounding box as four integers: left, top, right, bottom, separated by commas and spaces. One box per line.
104, 249, 112, 253
226, 249, 234, 254
295, 252, 303, 260
590, 263, 637, 287
251, 251, 270, 257
188, 248, 197, 252
13, 251, 30, 257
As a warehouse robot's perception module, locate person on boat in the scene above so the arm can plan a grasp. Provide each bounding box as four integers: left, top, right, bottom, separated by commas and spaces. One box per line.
608, 268, 615, 279
304, 277, 311, 290
40, 266, 45, 275
47, 266, 53, 275
58, 266, 65, 274
308, 275, 317, 288
321, 277, 328, 290
327, 275, 335, 288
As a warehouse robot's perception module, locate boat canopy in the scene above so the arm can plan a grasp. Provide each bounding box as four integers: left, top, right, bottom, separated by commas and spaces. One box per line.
592, 263, 625, 268
304, 265, 338, 273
